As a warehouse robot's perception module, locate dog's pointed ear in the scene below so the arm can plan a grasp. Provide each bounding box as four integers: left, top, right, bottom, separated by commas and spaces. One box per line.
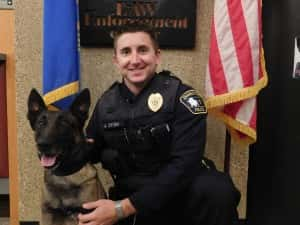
70, 88, 91, 127
27, 89, 46, 130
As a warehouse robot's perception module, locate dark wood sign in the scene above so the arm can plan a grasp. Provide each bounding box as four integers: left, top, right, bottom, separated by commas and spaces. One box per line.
79, 0, 197, 48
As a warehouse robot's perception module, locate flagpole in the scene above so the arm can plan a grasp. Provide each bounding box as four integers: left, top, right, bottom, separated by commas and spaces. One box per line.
224, 129, 231, 173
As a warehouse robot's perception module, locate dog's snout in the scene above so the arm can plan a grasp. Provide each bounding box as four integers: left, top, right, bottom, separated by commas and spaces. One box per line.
37, 143, 51, 149
36, 140, 52, 150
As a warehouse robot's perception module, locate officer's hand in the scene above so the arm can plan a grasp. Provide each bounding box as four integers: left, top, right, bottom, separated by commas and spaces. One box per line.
86, 138, 94, 143
78, 199, 118, 225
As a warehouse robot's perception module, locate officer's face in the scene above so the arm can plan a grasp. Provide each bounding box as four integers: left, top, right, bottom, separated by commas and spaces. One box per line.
113, 31, 161, 94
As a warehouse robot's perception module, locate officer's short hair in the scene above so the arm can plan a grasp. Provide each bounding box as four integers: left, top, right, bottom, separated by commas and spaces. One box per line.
111, 23, 159, 51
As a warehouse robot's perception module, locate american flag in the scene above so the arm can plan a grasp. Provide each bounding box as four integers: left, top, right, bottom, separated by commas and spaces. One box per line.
205, 0, 268, 144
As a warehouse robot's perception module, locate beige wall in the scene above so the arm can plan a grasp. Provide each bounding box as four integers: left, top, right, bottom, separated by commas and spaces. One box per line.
14, 0, 249, 222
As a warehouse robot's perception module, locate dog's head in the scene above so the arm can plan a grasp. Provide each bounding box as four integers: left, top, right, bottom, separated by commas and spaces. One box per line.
27, 89, 91, 170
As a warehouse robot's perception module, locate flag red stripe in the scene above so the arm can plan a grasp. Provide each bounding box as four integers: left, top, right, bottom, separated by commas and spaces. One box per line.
227, 0, 254, 86
259, 48, 263, 79
224, 101, 243, 118
208, 19, 229, 95
258, 0, 264, 80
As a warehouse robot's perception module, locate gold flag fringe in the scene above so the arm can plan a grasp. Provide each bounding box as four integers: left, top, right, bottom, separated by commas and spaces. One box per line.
209, 108, 256, 145
43, 81, 79, 106
206, 49, 268, 109
205, 47, 268, 144
47, 104, 59, 111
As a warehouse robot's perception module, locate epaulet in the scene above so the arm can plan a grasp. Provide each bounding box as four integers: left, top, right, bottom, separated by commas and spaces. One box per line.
108, 81, 119, 90
101, 81, 119, 94
158, 70, 172, 76
158, 70, 181, 82
98, 82, 120, 102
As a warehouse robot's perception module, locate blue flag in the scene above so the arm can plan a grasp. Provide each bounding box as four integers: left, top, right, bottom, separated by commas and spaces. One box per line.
43, 0, 80, 109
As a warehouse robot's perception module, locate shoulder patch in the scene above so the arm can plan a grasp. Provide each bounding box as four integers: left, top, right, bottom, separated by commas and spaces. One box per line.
180, 90, 207, 114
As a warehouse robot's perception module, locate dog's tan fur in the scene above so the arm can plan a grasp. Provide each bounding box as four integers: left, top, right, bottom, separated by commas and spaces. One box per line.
41, 164, 106, 225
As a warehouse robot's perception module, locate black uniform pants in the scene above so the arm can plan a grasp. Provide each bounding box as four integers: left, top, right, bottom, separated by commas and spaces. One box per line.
116, 169, 240, 225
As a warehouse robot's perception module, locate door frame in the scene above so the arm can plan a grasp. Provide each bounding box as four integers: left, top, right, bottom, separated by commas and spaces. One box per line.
0, 10, 19, 225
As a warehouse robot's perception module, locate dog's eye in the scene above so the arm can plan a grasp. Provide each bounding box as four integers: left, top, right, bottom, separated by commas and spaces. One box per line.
37, 116, 47, 127
59, 117, 72, 127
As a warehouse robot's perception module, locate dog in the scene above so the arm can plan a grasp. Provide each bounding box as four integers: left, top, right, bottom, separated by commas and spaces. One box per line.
27, 88, 106, 225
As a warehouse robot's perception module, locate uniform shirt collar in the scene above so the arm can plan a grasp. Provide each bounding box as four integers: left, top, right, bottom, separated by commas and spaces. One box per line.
119, 74, 157, 103
119, 82, 137, 103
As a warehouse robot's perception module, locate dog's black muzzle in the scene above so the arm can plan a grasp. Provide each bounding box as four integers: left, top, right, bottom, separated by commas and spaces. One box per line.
47, 206, 94, 216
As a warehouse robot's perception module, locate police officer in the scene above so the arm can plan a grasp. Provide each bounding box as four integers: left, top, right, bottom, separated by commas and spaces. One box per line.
78, 24, 240, 225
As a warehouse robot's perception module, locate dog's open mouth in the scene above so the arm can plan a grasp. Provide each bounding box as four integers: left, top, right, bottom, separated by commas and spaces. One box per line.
41, 155, 57, 168
38, 152, 60, 169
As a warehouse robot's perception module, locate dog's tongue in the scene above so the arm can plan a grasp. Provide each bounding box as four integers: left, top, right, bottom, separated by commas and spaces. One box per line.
41, 155, 57, 167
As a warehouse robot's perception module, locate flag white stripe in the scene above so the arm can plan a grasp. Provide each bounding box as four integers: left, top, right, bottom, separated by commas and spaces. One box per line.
205, 65, 214, 97
235, 98, 256, 125
214, 0, 244, 91
241, 0, 260, 82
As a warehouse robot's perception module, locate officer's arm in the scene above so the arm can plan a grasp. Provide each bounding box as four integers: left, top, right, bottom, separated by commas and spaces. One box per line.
128, 86, 207, 216
85, 101, 105, 164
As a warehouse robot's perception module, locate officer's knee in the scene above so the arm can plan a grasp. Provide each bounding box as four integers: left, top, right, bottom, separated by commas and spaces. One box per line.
187, 171, 240, 208
183, 171, 240, 225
